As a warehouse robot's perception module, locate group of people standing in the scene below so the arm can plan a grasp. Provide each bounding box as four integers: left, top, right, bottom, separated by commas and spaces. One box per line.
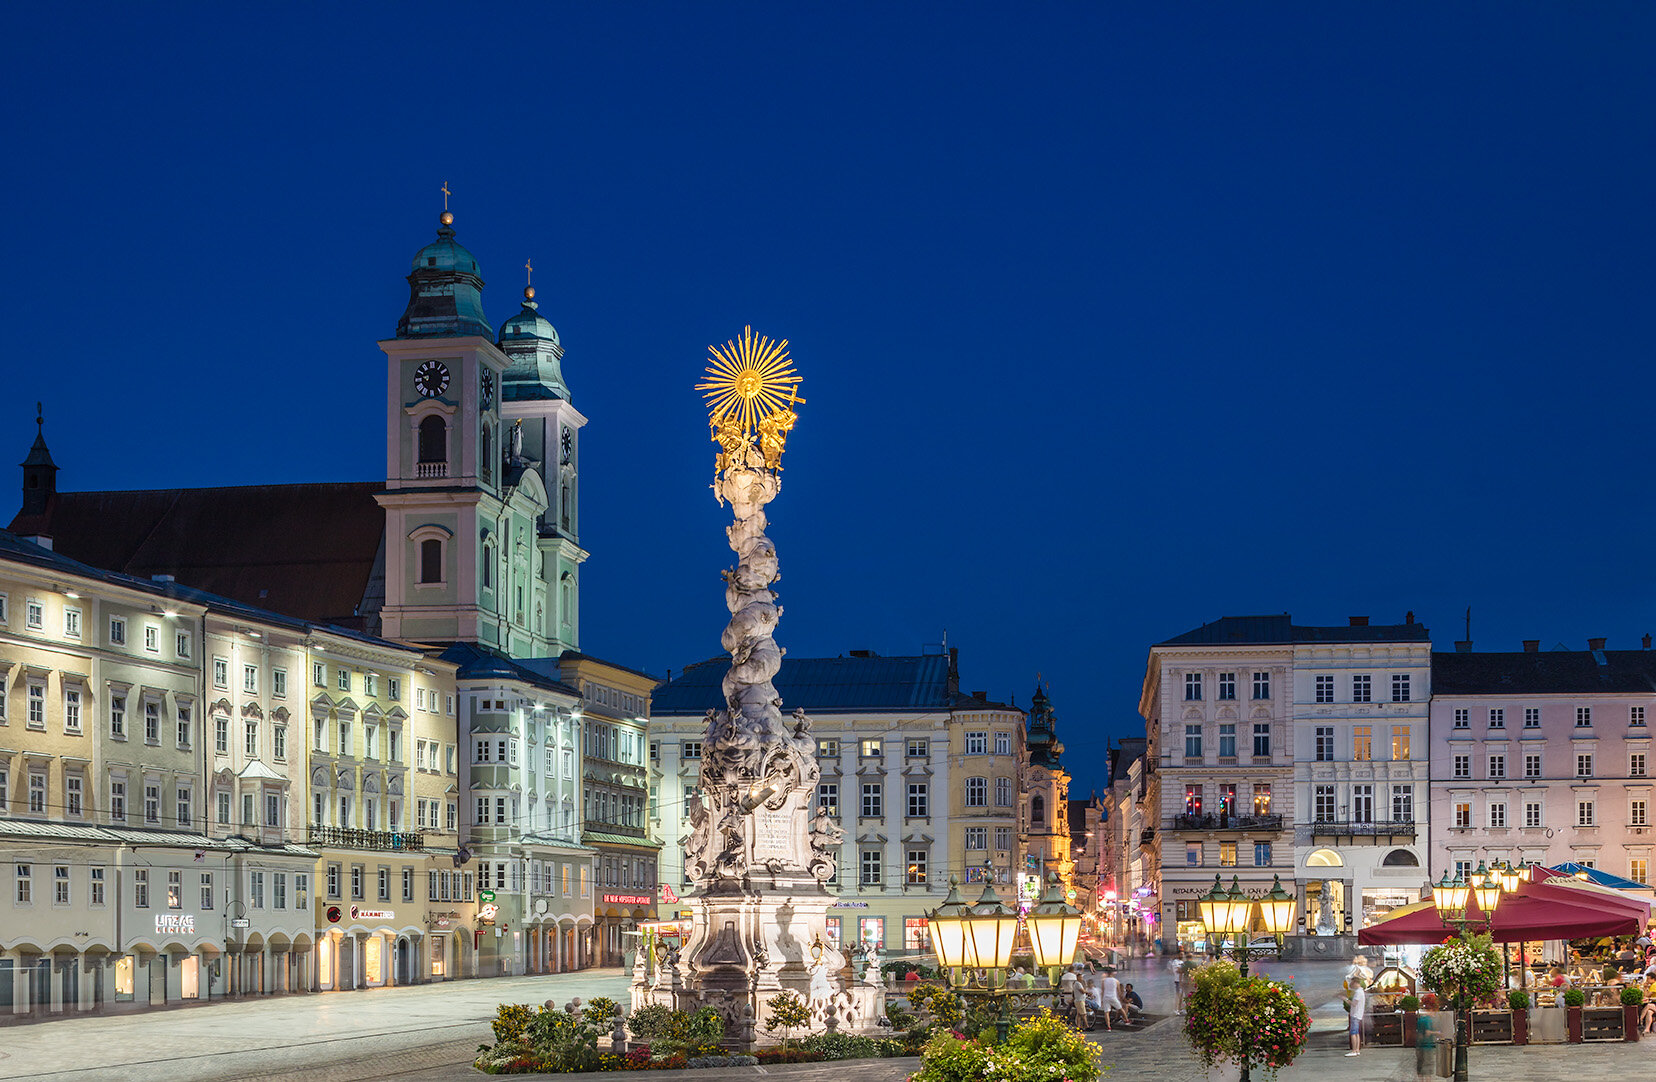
1058, 962, 1143, 1030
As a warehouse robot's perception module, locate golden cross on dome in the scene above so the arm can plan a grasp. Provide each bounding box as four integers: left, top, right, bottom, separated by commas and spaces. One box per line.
441, 181, 451, 210
525, 259, 533, 286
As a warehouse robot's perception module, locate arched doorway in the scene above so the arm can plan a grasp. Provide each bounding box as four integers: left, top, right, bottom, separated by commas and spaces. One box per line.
396, 937, 410, 985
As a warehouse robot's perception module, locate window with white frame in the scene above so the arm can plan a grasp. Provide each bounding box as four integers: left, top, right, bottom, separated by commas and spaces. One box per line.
1577, 753, 1594, 778
144, 701, 160, 744
144, 783, 160, 824
28, 770, 46, 815
176, 705, 191, 748
1217, 672, 1236, 700
1453, 708, 1469, 728
1314, 727, 1334, 762
1577, 800, 1596, 827
994, 731, 1012, 755
1576, 707, 1592, 727
861, 783, 882, 818
1313, 785, 1335, 822
860, 849, 882, 885
66, 774, 82, 817
964, 777, 986, 807
1352, 674, 1371, 702
1525, 753, 1542, 779
243, 665, 257, 694
176, 632, 192, 659
965, 732, 987, 755
1634, 706, 1648, 727
1453, 754, 1470, 779
994, 776, 1013, 806
109, 616, 125, 644
1524, 801, 1542, 828
1185, 724, 1203, 758
144, 626, 157, 652
1488, 802, 1506, 828
1253, 671, 1270, 700
337, 668, 350, 692
64, 607, 80, 638
1524, 707, 1541, 728
964, 827, 987, 850
110, 693, 126, 738
816, 783, 838, 816
212, 657, 228, 689
1184, 672, 1202, 700
906, 782, 927, 818
1489, 754, 1505, 779
1253, 722, 1270, 757
1631, 799, 1648, 827
1454, 802, 1471, 828
26, 682, 45, 728
1315, 674, 1335, 703
1633, 752, 1648, 778
25, 600, 44, 631
64, 687, 81, 732
1391, 673, 1410, 702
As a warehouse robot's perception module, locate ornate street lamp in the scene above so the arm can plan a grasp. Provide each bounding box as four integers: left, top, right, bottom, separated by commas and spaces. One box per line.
1195, 874, 1295, 1082
925, 877, 1031, 1044
1027, 875, 1084, 978
1430, 865, 1519, 1082
926, 879, 976, 973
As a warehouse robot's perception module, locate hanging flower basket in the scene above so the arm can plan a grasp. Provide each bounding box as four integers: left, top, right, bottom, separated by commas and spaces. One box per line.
1182, 961, 1311, 1079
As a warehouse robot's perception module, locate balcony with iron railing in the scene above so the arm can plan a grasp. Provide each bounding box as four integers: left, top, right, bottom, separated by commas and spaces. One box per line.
1172, 812, 1284, 832
1309, 818, 1417, 841
307, 826, 426, 852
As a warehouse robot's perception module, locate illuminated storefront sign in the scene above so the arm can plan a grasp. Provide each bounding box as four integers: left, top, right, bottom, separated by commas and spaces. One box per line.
155, 914, 196, 934
350, 907, 394, 920
601, 893, 653, 905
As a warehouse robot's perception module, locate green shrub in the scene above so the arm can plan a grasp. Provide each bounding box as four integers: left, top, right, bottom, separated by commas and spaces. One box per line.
582, 996, 621, 1029
491, 1003, 536, 1043
756, 1046, 825, 1064
1563, 989, 1586, 1007
1620, 986, 1644, 1006
906, 982, 963, 1025
910, 1030, 991, 1082
1507, 990, 1530, 1010
628, 1002, 678, 1040
802, 1032, 885, 1060
764, 990, 812, 1047
1398, 994, 1421, 1011
884, 1000, 916, 1030
1000, 1008, 1104, 1082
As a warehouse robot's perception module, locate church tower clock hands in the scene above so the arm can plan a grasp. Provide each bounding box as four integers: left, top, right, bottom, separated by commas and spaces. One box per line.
373, 196, 584, 658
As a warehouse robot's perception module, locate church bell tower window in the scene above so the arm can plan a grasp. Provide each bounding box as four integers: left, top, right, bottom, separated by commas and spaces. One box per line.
417, 416, 447, 471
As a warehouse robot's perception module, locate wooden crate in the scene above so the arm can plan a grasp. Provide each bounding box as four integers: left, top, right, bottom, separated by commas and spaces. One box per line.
1370, 1013, 1405, 1046
1582, 1007, 1624, 1042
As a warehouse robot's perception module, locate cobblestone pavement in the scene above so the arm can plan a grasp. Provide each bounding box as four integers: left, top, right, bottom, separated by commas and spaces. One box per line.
6, 958, 1654, 1080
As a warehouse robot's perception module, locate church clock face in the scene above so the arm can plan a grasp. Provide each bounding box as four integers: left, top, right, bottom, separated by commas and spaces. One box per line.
414, 360, 450, 398
480, 370, 495, 409
561, 425, 573, 464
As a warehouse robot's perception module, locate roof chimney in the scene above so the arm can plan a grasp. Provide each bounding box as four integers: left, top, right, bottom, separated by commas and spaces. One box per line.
973, 691, 987, 702
1644, 634, 1652, 651
849, 649, 874, 658
1349, 616, 1369, 626
1405, 611, 1415, 625
1589, 637, 1607, 652
1523, 640, 1540, 653
1454, 641, 1472, 653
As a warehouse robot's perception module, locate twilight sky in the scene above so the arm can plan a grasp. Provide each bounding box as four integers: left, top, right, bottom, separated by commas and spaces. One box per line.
5, 4, 1655, 797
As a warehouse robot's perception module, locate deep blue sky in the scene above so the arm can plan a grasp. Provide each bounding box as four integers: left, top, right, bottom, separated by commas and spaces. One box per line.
5, 4, 1654, 796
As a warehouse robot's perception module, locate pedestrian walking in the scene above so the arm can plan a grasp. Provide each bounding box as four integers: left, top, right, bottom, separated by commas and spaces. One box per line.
1344, 954, 1373, 1056
1169, 950, 1186, 1013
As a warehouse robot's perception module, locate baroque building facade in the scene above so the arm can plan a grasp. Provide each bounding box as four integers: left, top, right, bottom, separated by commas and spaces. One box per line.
2, 206, 657, 1011
1430, 640, 1656, 888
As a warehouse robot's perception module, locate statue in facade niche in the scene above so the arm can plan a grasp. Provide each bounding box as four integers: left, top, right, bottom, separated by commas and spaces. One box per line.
807, 804, 845, 882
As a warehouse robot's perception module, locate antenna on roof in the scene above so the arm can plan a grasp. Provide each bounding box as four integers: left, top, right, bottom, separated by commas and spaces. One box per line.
1465, 606, 1472, 644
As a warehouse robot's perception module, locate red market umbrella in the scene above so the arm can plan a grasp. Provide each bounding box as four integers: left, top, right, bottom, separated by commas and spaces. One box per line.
1358, 878, 1648, 946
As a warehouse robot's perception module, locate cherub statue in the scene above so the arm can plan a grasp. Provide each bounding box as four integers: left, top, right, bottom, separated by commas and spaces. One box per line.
807, 804, 845, 881
681, 790, 712, 880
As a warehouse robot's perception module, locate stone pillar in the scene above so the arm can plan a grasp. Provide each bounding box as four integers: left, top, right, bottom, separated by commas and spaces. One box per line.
10, 952, 29, 1015
77, 955, 96, 1013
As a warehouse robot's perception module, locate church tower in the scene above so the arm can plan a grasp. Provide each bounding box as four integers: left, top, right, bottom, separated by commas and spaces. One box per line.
375, 207, 583, 657
1024, 683, 1074, 889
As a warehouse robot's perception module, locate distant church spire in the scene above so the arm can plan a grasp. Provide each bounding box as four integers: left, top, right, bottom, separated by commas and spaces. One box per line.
20, 402, 59, 518
396, 193, 490, 340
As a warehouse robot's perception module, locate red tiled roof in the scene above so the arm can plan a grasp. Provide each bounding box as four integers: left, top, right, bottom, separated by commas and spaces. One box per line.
8, 482, 384, 627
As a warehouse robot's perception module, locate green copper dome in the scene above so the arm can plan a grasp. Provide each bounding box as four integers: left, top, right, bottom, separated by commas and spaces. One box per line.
396, 212, 492, 339
499, 287, 569, 401
499, 289, 561, 347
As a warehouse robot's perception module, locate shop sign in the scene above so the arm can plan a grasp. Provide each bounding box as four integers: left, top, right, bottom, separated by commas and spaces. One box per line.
326, 905, 343, 924
350, 906, 394, 920
659, 884, 679, 903
230, 918, 250, 929
155, 914, 196, 934
831, 901, 869, 908
602, 893, 653, 905
478, 903, 499, 922
478, 889, 497, 903
435, 918, 450, 928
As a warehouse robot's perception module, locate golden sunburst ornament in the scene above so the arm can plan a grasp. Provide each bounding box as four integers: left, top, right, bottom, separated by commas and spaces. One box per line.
698, 326, 804, 433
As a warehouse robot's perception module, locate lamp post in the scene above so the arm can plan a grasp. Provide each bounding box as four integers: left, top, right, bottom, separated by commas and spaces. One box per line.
1429, 862, 1513, 1082
1195, 874, 1295, 1082
927, 875, 1083, 1043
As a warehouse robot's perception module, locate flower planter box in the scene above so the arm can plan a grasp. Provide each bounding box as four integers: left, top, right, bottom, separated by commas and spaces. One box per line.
1581, 1006, 1623, 1042
1567, 1005, 1583, 1043
1470, 1009, 1512, 1045
1511, 1008, 1528, 1046
1402, 1010, 1418, 1047
1624, 1004, 1640, 1042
